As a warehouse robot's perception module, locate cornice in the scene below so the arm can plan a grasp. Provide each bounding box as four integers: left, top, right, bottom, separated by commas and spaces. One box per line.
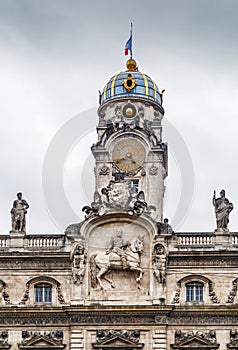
0, 305, 237, 326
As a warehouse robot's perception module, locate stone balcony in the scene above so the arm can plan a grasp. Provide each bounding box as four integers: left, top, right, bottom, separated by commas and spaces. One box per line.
170, 231, 238, 251
0, 233, 66, 252
0, 229, 238, 253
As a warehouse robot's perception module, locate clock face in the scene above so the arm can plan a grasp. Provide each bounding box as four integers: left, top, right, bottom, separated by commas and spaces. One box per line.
112, 138, 146, 173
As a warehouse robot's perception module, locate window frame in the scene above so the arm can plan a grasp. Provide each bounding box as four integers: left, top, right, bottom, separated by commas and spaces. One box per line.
185, 281, 204, 303
34, 282, 53, 304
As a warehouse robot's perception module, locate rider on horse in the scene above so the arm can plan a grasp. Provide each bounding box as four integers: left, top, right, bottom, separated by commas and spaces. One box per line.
106, 229, 130, 269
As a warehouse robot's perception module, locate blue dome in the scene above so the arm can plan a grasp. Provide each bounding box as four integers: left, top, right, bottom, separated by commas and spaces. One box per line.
101, 61, 162, 105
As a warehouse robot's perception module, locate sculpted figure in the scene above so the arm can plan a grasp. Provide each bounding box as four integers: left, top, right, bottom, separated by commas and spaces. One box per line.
152, 243, 168, 284
106, 229, 130, 269
90, 234, 144, 290
10, 192, 29, 233
212, 189, 233, 230
157, 218, 174, 235
71, 242, 87, 285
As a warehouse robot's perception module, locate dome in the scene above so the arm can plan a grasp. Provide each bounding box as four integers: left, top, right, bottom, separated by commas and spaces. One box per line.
100, 59, 162, 106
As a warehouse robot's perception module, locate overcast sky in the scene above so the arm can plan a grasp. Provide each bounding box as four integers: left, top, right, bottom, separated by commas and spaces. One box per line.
0, 0, 238, 233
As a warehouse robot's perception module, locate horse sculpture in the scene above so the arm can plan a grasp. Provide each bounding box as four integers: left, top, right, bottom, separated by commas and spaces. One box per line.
90, 236, 144, 290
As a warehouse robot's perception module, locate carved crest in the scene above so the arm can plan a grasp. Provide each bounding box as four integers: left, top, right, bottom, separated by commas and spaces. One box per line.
19, 330, 65, 349
171, 330, 219, 349
93, 329, 144, 348
82, 175, 149, 219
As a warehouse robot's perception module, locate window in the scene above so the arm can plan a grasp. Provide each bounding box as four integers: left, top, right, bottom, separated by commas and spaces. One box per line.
186, 282, 203, 302
35, 283, 52, 303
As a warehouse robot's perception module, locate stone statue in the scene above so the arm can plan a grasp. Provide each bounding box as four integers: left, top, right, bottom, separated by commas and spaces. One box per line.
10, 192, 29, 233
157, 218, 174, 235
152, 243, 168, 284
106, 229, 130, 270
212, 189, 233, 230
70, 242, 87, 285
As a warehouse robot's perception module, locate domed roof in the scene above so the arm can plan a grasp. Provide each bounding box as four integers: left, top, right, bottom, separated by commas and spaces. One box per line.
100, 59, 162, 106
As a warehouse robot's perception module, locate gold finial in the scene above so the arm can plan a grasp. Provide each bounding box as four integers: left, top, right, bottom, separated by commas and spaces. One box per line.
126, 59, 137, 71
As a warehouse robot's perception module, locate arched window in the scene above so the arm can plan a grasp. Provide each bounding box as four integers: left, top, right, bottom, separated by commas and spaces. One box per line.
186, 281, 204, 302
34, 283, 52, 303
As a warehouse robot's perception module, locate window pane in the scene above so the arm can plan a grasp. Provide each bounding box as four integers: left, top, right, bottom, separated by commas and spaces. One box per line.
35, 283, 52, 303
186, 282, 203, 302
186, 285, 194, 302
35, 286, 43, 303
44, 286, 52, 302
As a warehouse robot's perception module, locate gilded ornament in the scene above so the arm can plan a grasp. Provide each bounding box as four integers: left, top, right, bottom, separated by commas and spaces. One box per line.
122, 74, 136, 92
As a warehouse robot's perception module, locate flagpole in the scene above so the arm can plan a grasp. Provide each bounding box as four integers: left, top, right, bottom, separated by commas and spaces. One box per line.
130, 22, 133, 59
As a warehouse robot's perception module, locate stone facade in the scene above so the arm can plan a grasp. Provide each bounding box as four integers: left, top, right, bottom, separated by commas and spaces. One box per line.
0, 58, 237, 349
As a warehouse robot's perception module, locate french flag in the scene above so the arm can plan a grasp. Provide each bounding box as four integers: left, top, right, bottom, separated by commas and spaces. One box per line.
124, 34, 132, 56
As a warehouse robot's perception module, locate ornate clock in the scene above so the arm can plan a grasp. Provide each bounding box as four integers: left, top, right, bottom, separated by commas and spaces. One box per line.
112, 138, 146, 173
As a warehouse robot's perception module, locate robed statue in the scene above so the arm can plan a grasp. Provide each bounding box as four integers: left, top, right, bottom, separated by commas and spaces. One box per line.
212, 189, 233, 230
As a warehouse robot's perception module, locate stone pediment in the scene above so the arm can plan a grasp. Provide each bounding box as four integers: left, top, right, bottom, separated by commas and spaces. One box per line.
18, 334, 66, 349
93, 335, 144, 348
171, 334, 219, 349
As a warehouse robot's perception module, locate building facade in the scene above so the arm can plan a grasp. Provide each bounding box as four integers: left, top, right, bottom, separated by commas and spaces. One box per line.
0, 57, 237, 350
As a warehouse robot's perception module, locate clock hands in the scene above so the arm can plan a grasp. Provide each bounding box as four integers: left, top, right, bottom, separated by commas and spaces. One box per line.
114, 156, 138, 165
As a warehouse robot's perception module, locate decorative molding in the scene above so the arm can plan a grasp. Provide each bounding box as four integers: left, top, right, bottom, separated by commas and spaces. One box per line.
19, 276, 66, 305
168, 314, 238, 325
171, 275, 220, 304
0, 310, 237, 326
0, 280, 11, 305
19, 282, 30, 305
19, 330, 65, 349
0, 331, 10, 349
57, 284, 66, 305
99, 165, 110, 176
82, 177, 148, 219
0, 258, 70, 269
228, 329, 238, 349
149, 164, 159, 175
172, 283, 181, 304
208, 281, 220, 304
171, 329, 219, 349
227, 278, 238, 303
93, 329, 144, 348
169, 257, 238, 267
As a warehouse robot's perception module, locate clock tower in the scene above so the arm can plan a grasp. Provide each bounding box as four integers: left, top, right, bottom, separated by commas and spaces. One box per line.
74, 57, 169, 305
91, 58, 167, 222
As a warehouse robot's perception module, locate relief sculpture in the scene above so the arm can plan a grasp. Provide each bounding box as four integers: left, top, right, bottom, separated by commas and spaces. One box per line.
90, 230, 144, 290
152, 243, 168, 285
71, 242, 87, 285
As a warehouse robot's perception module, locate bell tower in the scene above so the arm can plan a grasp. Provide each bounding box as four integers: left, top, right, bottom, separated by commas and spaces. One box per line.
91, 58, 167, 221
